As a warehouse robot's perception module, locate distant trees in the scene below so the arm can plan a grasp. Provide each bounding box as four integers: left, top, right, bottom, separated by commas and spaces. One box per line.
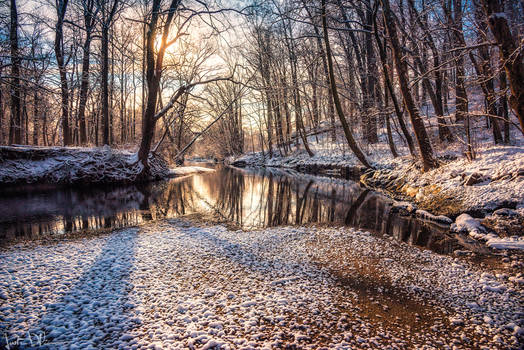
0, 0, 522, 170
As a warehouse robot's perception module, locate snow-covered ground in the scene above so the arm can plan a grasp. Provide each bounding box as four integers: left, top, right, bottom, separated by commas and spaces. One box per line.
1, 220, 522, 349
230, 132, 524, 249
231, 141, 523, 217
0, 145, 169, 185
384, 145, 524, 215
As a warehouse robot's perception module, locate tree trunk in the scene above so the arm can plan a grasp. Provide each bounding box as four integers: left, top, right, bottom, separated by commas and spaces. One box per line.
363, 2, 379, 144
299, 1, 337, 141
55, 0, 71, 146
472, 0, 503, 143
9, 0, 22, 144
381, 0, 438, 171
373, 12, 417, 155
322, 0, 372, 169
77, 33, 92, 145
499, 67, 510, 143
0, 65, 4, 143
33, 91, 39, 145
482, 0, 524, 135
102, 26, 110, 145
137, 0, 183, 172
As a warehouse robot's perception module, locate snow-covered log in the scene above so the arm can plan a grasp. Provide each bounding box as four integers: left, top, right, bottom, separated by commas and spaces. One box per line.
0, 145, 169, 185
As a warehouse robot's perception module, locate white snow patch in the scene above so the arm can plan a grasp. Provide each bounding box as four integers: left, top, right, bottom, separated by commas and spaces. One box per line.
168, 166, 215, 176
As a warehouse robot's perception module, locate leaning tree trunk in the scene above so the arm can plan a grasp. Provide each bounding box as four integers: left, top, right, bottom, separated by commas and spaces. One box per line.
482, 0, 524, 136
381, 0, 438, 171
321, 0, 372, 169
373, 12, 417, 156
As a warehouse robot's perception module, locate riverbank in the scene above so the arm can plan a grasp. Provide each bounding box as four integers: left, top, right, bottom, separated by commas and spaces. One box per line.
229, 144, 524, 249
1, 219, 522, 349
0, 145, 213, 186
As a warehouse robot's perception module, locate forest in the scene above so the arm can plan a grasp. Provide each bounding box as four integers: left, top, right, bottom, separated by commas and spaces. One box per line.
1, 0, 522, 168
0, 0, 523, 349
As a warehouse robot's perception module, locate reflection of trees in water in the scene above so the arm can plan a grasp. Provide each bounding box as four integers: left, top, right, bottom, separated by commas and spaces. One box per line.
1, 168, 461, 253
0, 179, 198, 242
211, 169, 359, 227
215, 168, 245, 224
145, 178, 197, 219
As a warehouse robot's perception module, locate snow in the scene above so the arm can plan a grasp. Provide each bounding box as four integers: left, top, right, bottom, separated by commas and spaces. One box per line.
168, 166, 215, 176
0, 220, 522, 348
0, 145, 169, 185
452, 213, 486, 236
232, 141, 524, 218
451, 213, 524, 250
485, 235, 524, 250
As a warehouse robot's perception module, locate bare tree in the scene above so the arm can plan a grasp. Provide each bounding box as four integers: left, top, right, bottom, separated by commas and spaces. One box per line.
322, 0, 372, 169
76, 0, 98, 144
482, 0, 524, 135
96, 0, 122, 145
380, 0, 438, 171
9, 0, 22, 144
54, 0, 72, 145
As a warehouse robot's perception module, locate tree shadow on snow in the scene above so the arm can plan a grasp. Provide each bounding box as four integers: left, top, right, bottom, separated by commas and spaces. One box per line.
25, 229, 141, 349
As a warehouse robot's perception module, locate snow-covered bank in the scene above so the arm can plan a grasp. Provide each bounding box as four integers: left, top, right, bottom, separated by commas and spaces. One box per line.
168, 166, 215, 177
231, 144, 524, 243
366, 145, 524, 216
0, 145, 169, 185
231, 145, 524, 215
228, 144, 377, 172
0, 220, 522, 349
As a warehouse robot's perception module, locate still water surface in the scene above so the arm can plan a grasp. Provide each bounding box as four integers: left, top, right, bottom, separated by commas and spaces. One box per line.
0, 165, 460, 253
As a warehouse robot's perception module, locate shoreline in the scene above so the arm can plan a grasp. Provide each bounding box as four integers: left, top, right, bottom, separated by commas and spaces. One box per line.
1, 219, 522, 349
228, 146, 524, 250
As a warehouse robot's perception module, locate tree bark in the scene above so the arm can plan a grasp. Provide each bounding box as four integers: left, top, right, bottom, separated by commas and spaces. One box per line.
101, 26, 110, 145
137, 0, 182, 172
322, 0, 372, 169
9, 0, 22, 144
482, 0, 524, 136
471, 0, 503, 143
77, 0, 96, 145
381, 0, 438, 171
33, 91, 39, 145
54, 0, 71, 146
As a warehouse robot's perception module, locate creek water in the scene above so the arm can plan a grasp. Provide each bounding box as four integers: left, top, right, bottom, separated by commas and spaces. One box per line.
0, 164, 461, 253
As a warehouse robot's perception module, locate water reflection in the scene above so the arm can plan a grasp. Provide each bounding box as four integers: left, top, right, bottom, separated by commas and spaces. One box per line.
0, 166, 460, 253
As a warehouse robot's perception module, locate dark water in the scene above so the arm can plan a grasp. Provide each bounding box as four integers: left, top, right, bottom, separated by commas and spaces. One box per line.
0, 165, 462, 253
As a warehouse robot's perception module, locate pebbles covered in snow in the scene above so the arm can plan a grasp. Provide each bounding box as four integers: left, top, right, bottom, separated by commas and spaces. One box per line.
0, 221, 522, 349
